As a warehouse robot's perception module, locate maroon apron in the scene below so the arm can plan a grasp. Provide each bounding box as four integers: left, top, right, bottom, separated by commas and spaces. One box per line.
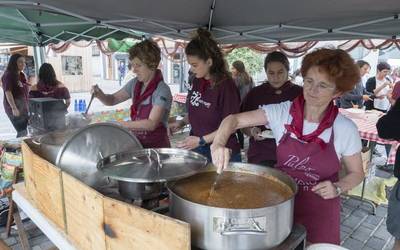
130, 90, 170, 149
276, 124, 341, 244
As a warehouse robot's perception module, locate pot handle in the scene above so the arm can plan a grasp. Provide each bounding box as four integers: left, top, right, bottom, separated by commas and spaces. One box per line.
216, 217, 267, 236
221, 229, 267, 236
31, 135, 43, 145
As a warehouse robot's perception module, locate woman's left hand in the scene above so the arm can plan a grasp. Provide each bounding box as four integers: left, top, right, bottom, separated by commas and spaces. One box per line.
176, 136, 200, 150
311, 181, 338, 199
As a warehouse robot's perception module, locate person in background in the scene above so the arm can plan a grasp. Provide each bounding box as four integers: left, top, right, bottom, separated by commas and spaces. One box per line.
231, 60, 254, 101
92, 39, 172, 148
231, 60, 254, 149
340, 60, 372, 109
391, 67, 400, 84
366, 62, 393, 112
118, 61, 126, 86
240, 51, 302, 166
1, 53, 29, 137
29, 63, 71, 108
377, 98, 400, 250
293, 69, 304, 86
211, 48, 364, 244
169, 28, 241, 162
390, 81, 400, 106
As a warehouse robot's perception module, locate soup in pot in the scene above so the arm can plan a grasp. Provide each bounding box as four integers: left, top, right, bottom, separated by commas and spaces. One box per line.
171, 171, 293, 209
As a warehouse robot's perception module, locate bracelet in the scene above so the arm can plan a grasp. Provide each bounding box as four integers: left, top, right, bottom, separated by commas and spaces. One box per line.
250, 127, 258, 136
333, 183, 343, 197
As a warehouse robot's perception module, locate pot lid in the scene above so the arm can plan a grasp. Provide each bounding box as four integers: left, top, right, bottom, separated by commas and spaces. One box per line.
55, 123, 142, 189
97, 148, 208, 183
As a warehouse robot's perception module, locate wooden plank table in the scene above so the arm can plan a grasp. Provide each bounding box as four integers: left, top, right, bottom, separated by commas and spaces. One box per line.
12, 183, 76, 250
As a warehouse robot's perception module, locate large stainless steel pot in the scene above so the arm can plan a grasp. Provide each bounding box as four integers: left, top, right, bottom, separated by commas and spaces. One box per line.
97, 148, 208, 201
31, 123, 143, 189
31, 129, 75, 164
168, 162, 298, 250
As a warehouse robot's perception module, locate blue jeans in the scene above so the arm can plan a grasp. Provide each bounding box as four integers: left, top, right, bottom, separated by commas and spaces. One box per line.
193, 144, 242, 163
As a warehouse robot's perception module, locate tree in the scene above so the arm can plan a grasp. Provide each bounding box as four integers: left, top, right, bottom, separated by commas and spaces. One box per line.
225, 48, 264, 76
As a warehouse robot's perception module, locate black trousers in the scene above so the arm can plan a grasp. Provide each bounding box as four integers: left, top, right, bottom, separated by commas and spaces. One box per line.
7, 113, 28, 137
236, 130, 244, 149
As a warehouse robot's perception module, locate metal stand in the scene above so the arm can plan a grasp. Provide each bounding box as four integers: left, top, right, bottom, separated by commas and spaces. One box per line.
343, 140, 377, 215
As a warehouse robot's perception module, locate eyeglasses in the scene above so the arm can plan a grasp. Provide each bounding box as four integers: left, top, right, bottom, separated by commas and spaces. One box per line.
303, 79, 336, 92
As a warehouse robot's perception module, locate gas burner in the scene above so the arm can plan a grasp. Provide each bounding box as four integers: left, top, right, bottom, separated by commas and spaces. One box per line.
98, 184, 170, 212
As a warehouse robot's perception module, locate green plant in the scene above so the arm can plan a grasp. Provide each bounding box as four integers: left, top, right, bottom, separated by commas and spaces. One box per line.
225, 48, 264, 76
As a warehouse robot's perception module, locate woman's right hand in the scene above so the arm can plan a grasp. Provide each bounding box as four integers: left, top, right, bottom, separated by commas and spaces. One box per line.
250, 127, 264, 141
91, 84, 103, 98
210, 143, 231, 174
11, 107, 20, 117
169, 120, 184, 134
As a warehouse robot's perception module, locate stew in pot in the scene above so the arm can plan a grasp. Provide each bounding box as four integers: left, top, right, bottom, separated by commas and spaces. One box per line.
171, 171, 293, 209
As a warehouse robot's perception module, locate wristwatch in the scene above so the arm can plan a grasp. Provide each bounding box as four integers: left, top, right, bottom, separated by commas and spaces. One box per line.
199, 136, 207, 146
333, 183, 342, 197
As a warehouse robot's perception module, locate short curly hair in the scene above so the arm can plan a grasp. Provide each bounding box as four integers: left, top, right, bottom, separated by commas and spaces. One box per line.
129, 39, 161, 70
301, 48, 360, 92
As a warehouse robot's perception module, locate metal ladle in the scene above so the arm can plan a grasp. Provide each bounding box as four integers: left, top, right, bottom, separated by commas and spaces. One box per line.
84, 92, 95, 116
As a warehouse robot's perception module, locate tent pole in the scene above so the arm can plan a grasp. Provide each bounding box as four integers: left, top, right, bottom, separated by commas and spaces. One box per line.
282, 31, 327, 42
243, 34, 278, 43
15, 9, 40, 43
32, 45, 45, 75
207, 0, 216, 30
334, 30, 390, 39
42, 34, 65, 44
335, 15, 399, 31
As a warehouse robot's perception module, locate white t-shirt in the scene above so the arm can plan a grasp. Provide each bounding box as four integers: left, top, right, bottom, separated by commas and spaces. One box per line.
262, 101, 362, 159
373, 78, 391, 111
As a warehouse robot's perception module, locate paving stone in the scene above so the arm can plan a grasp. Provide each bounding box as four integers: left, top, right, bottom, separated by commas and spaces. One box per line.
384, 237, 395, 250
362, 246, 375, 250
32, 246, 42, 250
352, 208, 369, 218
341, 205, 353, 215
30, 235, 50, 247
342, 238, 364, 250
28, 228, 44, 239
364, 215, 384, 226
39, 240, 55, 250
345, 198, 361, 208
342, 215, 364, 229
375, 206, 388, 217
374, 224, 392, 240
351, 227, 374, 243
366, 236, 387, 249
362, 222, 379, 230
341, 225, 353, 234
11, 244, 22, 250
4, 236, 17, 246
340, 231, 349, 242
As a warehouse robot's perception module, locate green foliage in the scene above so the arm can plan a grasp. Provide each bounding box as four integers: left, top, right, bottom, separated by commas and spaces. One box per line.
225, 48, 264, 76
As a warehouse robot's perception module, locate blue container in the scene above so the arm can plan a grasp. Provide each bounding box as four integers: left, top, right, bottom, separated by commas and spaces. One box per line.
78, 99, 83, 112
74, 99, 78, 112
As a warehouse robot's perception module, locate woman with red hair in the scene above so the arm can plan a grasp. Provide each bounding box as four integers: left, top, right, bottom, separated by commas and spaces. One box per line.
211, 48, 365, 244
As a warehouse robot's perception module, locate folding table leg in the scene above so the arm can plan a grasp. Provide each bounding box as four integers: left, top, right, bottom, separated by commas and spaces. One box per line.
5, 195, 14, 237
12, 203, 30, 250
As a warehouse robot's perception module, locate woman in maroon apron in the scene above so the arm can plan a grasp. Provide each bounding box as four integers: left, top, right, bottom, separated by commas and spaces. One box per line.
210, 48, 365, 244
241, 52, 302, 166
93, 40, 172, 148
29, 63, 71, 107
2, 53, 30, 138
169, 28, 241, 162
